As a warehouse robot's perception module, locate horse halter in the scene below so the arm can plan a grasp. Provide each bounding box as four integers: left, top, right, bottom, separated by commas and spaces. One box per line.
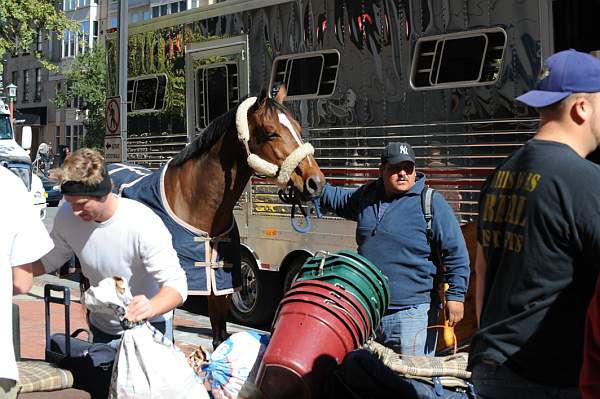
235, 97, 315, 188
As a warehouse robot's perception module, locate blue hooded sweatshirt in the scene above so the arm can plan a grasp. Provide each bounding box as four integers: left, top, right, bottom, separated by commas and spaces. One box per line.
319, 173, 469, 307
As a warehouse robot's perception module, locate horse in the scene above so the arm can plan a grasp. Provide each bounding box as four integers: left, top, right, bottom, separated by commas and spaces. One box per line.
109, 87, 325, 348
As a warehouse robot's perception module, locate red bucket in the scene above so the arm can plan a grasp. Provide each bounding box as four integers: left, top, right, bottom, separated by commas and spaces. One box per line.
257, 296, 359, 398
283, 284, 370, 344
279, 293, 362, 348
289, 280, 373, 339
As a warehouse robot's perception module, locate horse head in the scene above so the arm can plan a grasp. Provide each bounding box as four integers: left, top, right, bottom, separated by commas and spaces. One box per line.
236, 87, 325, 201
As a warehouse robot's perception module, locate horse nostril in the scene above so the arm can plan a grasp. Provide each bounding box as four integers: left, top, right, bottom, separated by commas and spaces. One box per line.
305, 175, 323, 196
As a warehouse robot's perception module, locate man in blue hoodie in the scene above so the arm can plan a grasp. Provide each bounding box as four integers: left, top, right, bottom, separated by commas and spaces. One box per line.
319, 142, 470, 356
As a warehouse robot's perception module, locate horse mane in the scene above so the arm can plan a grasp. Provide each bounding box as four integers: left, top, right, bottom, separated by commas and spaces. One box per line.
170, 107, 237, 167
170, 96, 293, 167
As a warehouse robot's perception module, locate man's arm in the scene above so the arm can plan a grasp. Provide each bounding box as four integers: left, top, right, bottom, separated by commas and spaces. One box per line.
318, 183, 363, 221
126, 286, 183, 322
31, 259, 47, 277
13, 263, 33, 295
432, 195, 470, 326
474, 242, 486, 327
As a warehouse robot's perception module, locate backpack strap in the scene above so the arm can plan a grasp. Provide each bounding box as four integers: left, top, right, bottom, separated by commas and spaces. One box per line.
421, 186, 444, 272
422, 186, 435, 247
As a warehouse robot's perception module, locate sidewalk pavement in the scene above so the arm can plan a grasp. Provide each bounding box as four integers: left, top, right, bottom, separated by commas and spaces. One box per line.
14, 273, 266, 359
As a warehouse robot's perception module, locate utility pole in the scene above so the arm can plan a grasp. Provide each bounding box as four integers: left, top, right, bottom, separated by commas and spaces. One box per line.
118, 0, 128, 162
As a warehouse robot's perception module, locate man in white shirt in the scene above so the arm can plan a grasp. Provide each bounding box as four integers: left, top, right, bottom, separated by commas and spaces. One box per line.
0, 166, 54, 399
32, 148, 188, 342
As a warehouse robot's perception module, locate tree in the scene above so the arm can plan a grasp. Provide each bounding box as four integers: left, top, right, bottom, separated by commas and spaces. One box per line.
53, 44, 107, 150
0, 0, 74, 60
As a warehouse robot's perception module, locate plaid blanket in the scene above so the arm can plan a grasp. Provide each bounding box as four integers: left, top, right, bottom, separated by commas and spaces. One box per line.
365, 341, 471, 388
17, 361, 74, 393
107, 163, 241, 295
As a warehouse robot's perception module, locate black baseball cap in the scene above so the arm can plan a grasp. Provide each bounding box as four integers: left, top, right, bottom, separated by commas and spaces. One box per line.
381, 142, 416, 164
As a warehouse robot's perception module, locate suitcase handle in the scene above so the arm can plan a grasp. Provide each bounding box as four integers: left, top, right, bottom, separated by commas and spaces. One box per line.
44, 284, 71, 357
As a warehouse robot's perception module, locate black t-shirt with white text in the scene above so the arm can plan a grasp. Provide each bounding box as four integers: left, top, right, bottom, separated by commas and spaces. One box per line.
470, 139, 600, 386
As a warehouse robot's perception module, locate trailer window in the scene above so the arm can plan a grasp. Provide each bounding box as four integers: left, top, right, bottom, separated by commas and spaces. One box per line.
196, 63, 239, 129
411, 27, 506, 90
270, 50, 340, 100
130, 74, 167, 112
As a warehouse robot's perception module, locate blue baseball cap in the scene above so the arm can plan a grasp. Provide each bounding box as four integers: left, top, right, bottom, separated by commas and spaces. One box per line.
516, 49, 600, 108
381, 142, 416, 164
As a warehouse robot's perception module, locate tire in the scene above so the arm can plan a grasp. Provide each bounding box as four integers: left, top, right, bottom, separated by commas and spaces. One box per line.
283, 255, 310, 293
230, 251, 283, 327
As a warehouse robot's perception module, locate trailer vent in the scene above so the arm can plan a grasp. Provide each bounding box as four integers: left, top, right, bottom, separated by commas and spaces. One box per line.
196, 62, 239, 129
410, 27, 506, 90
129, 74, 168, 112
269, 50, 340, 100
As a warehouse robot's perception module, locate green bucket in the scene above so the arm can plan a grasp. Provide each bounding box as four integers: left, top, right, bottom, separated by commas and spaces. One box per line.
335, 250, 390, 311
300, 251, 390, 317
297, 251, 390, 328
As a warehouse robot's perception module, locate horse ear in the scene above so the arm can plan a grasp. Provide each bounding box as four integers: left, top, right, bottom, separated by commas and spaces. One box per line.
274, 84, 287, 104
257, 89, 269, 106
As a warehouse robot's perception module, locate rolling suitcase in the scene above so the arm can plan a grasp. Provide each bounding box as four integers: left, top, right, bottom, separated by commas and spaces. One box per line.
44, 284, 116, 399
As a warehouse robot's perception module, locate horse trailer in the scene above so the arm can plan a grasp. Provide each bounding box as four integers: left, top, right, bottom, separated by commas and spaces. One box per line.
105, 0, 599, 333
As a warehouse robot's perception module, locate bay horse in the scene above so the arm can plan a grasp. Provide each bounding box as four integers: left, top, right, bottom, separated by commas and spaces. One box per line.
109, 87, 324, 349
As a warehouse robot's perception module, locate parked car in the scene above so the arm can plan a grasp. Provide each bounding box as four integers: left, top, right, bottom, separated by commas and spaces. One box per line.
41, 175, 62, 206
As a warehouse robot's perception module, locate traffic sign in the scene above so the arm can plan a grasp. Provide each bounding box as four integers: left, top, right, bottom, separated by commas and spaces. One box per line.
104, 136, 122, 163
106, 97, 120, 136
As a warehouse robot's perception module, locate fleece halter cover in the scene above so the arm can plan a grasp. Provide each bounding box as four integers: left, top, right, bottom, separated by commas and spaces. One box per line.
235, 97, 314, 188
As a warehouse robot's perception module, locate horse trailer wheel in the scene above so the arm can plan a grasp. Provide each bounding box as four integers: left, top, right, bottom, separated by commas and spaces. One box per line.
230, 252, 282, 327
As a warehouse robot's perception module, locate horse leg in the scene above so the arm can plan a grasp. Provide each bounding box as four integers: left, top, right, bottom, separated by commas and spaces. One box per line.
208, 294, 231, 349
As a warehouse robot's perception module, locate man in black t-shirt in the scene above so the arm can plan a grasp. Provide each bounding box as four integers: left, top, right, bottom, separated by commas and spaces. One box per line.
470, 49, 600, 398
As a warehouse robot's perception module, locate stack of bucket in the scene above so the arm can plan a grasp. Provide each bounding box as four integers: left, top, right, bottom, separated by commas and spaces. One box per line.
256, 250, 390, 399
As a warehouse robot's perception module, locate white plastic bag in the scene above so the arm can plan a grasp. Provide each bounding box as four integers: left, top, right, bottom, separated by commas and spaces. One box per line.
110, 322, 208, 399
202, 331, 269, 399
84, 277, 208, 399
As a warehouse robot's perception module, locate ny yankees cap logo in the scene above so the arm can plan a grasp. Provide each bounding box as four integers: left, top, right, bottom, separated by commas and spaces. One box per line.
382, 142, 416, 164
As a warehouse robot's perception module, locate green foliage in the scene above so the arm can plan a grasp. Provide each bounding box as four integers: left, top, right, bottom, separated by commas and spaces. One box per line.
53, 45, 107, 149
0, 0, 76, 67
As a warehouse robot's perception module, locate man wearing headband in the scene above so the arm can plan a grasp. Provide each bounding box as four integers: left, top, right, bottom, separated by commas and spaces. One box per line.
470, 49, 600, 398
32, 148, 187, 343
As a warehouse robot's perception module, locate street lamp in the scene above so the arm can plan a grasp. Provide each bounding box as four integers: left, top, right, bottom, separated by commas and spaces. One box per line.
6, 83, 17, 128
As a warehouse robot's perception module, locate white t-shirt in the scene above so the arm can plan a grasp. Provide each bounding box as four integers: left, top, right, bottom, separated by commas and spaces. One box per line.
0, 167, 54, 382
42, 196, 188, 335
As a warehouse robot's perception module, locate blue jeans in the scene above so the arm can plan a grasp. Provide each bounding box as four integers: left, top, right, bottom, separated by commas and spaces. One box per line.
471, 361, 581, 399
379, 303, 438, 356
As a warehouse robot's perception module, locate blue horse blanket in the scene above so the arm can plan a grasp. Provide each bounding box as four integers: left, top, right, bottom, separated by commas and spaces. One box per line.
107, 163, 241, 295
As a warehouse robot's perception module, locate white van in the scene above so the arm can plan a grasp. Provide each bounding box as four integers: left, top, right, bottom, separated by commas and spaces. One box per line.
0, 99, 47, 219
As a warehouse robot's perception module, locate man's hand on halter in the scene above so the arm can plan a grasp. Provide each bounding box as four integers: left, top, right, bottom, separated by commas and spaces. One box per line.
126, 295, 155, 322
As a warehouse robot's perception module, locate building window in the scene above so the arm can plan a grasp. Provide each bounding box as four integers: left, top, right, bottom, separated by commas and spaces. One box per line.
92, 21, 98, 46
65, 125, 72, 150
23, 70, 31, 102
55, 126, 61, 148
179, 1, 186, 11
196, 63, 239, 129
410, 27, 507, 90
12, 71, 18, 86
160, 4, 168, 16
152, 6, 159, 18
34, 68, 42, 101
79, 21, 90, 54
269, 50, 340, 100
36, 30, 43, 53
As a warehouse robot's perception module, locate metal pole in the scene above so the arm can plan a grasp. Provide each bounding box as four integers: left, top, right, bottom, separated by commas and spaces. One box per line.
118, 0, 128, 162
